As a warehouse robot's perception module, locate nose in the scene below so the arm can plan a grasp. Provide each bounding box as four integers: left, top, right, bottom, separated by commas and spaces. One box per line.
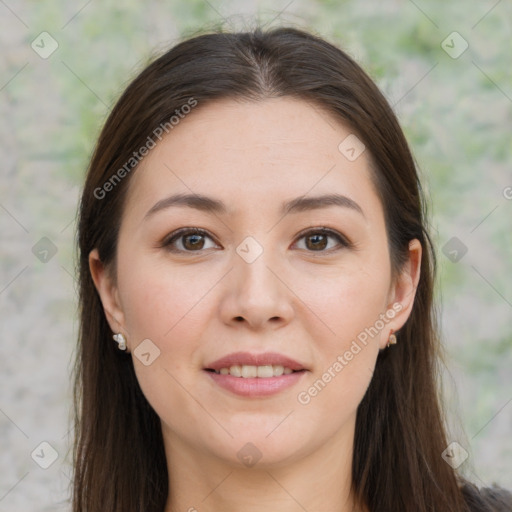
218, 242, 295, 331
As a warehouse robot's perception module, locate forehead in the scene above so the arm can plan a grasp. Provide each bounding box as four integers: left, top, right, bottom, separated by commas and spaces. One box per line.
123, 97, 380, 220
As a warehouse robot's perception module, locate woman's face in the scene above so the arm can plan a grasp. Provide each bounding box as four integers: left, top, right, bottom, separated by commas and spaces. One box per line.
90, 97, 421, 468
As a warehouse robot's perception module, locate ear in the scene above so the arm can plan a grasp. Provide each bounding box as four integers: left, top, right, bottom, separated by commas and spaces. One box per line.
381, 239, 422, 349
89, 248, 127, 339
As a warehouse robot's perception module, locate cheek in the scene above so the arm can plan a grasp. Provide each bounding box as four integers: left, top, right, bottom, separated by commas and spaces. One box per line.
295, 343, 379, 443
118, 257, 215, 343
296, 273, 384, 418
294, 259, 389, 407
298, 260, 391, 346
120, 262, 212, 424
118, 257, 216, 403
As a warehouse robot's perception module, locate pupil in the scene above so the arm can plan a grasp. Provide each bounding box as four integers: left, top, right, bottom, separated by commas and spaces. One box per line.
185, 234, 203, 250
308, 234, 327, 250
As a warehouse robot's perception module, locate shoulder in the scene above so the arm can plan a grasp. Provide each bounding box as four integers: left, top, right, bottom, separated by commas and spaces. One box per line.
460, 482, 512, 511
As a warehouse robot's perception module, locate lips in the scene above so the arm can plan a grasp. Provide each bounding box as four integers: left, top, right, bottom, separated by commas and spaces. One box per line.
204, 351, 308, 397
205, 351, 307, 372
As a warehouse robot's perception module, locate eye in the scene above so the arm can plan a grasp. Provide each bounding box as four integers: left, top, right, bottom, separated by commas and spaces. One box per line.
162, 228, 219, 253
161, 227, 351, 254
293, 228, 351, 252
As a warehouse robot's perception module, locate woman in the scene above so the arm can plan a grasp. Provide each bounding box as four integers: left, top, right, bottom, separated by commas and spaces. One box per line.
73, 26, 511, 511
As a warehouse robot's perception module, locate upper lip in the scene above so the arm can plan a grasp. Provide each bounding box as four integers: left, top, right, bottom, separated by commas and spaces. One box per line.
205, 352, 307, 371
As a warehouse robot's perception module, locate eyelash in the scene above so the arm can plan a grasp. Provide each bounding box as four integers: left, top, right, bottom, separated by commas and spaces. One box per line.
160, 227, 352, 254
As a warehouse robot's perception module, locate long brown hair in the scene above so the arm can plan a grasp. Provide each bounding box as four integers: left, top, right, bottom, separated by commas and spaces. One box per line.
73, 25, 504, 511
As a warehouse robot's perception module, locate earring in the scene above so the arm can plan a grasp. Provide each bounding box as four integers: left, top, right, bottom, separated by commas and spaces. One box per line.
113, 333, 127, 351
387, 331, 397, 348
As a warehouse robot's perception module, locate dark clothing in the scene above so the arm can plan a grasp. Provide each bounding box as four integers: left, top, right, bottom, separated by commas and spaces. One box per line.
462, 483, 512, 511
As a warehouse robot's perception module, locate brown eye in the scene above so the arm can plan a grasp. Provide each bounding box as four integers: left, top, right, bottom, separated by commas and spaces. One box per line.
162, 228, 218, 252
305, 233, 328, 250
295, 228, 350, 252
182, 233, 206, 250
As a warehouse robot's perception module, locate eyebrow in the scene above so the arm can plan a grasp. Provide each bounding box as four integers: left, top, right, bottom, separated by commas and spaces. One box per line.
143, 192, 365, 220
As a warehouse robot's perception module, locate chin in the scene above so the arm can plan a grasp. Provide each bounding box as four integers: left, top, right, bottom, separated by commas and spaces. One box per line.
213, 425, 311, 469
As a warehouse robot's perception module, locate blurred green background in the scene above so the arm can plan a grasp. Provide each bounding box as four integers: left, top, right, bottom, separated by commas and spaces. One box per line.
1, 1, 511, 510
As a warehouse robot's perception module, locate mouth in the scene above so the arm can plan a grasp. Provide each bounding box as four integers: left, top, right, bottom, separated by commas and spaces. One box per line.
203, 351, 308, 397
204, 365, 306, 378
204, 351, 307, 374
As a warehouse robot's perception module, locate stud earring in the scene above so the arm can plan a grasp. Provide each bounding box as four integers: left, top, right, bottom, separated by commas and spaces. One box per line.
113, 333, 127, 350
387, 331, 397, 348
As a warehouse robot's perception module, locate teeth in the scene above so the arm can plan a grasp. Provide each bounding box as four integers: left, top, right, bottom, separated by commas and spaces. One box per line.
257, 365, 273, 378
213, 364, 298, 377
242, 365, 257, 378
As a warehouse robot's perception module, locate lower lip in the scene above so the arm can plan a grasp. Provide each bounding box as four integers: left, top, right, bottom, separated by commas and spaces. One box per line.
205, 370, 307, 397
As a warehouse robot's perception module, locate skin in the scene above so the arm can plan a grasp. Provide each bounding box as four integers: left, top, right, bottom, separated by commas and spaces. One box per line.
90, 97, 421, 512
